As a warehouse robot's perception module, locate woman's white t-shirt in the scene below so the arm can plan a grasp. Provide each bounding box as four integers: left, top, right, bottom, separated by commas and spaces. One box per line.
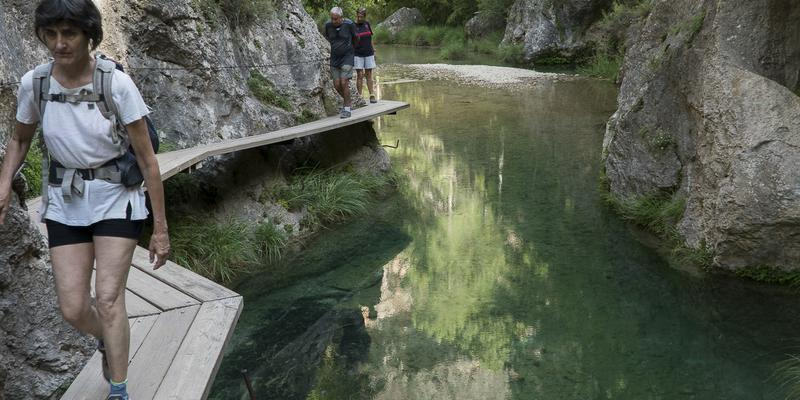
16, 66, 150, 226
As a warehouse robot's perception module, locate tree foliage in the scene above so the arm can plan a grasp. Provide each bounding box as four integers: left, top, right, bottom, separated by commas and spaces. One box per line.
303, 0, 514, 26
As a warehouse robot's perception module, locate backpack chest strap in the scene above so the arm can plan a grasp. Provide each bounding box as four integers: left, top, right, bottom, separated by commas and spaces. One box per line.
43, 91, 103, 104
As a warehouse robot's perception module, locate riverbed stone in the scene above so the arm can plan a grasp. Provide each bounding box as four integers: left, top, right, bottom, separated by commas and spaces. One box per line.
502, 0, 613, 61
376, 7, 423, 37
603, 0, 800, 272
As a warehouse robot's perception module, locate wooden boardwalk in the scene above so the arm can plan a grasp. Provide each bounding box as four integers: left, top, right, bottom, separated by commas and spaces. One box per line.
23, 100, 408, 399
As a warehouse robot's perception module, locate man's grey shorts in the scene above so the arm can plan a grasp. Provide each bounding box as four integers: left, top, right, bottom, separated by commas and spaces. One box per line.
331, 64, 353, 80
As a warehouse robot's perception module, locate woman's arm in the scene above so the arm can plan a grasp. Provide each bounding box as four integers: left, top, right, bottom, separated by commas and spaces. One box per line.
0, 121, 37, 224
127, 118, 169, 269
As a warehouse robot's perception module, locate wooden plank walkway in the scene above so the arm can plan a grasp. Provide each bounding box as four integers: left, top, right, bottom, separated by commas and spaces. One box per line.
21, 100, 408, 399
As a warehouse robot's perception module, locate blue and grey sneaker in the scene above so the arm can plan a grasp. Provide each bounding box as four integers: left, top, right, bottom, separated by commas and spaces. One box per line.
108, 379, 129, 399
98, 339, 110, 381
340, 109, 351, 119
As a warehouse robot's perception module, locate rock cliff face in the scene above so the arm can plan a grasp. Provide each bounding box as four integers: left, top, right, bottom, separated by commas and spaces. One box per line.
97, 0, 335, 149
603, 0, 800, 272
502, 0, 613, 61
0, 2, 95, 399
376, 7, 423, 37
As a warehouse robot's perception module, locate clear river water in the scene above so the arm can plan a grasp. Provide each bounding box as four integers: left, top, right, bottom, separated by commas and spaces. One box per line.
209, 47, 800, 400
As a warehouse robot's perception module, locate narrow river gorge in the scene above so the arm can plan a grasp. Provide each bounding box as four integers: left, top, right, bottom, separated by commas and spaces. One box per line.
209, 48, 800, 400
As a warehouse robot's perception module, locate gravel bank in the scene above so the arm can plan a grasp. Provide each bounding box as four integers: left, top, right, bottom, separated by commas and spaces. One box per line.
402, 63, 578, 88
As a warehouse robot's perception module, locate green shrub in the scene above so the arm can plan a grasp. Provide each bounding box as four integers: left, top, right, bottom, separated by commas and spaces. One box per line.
295, 109, 317, 124
194, 0, 274, 28
733, 265, 800, 285
391, 26, 463, 47
372, 26, 391, 44
498, 43, 526, 65
440, 41, 467, 60
170, 217, 258, 283
247, 70, 291, 110
254, 221, 288, 263
467, 31, 503, 55
22, 137, 43, 198
577, 52, 622, 81
164, 171, 219, 209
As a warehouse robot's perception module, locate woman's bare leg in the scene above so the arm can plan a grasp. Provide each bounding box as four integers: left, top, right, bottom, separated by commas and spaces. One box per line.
50, 243, 103, 338
93, 236, 137, 383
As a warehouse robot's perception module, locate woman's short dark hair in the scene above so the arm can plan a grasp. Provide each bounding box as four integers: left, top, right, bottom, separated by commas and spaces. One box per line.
34, 0, 103, 50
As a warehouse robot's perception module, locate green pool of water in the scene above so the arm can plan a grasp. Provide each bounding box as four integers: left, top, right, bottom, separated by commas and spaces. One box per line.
209, 49, 800, 400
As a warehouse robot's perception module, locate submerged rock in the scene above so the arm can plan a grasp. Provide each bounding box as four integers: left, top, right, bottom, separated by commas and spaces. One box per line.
603, 0, 800, 272
376, 7, 423, 37
501, 0, 613, 62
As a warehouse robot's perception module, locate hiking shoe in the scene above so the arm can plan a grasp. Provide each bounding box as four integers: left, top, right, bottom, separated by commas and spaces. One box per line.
98, 339, 110, 381
340, 110, 351, 119
355, 98, 367, 107
107, 395, 129, 400
369, 96, 377, 103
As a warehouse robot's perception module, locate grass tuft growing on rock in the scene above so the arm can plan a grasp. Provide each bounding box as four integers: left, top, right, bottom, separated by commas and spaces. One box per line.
733, 265, 800, 286
498, 43, 526, 65
611, 193, 685, 240
270, 168, 395, 230
170, 217, 258, 284
248, 70, 291, 110
577, 52, 622, 81
254, 220, 288, 263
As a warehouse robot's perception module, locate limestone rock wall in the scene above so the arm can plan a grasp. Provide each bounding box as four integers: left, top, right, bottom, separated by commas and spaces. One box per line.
603, 0, 800, 271
97, 0, 336, 149
502, 0, 613, 61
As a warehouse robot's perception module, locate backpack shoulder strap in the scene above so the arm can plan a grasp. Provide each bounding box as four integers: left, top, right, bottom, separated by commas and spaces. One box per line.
32, 62, 53, 120
93, 56, 119, 120
93, 56, 128, 152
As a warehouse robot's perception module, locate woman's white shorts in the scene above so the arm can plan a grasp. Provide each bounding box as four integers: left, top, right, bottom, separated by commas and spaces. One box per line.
354, 55, 377, 70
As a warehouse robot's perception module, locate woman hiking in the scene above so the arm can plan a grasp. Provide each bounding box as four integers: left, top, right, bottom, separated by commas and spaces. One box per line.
0, 1, 170, 399
354, 7, 378, 104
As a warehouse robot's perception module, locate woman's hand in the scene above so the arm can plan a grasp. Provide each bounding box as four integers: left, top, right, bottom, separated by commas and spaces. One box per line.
0, 121, 37, 224
127, 117, 170, 270
149, 229, 170, 269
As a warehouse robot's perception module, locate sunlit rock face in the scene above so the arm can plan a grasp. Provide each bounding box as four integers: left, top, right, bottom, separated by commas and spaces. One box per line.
97, 0, 336, 149
603, 0, 800, 271
502, 0, 613, 61
376, 7, 423, 37
0, 2, 95, 398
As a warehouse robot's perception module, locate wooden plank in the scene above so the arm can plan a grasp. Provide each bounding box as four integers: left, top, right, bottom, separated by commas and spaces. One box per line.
153, 297, 244, 400
90, 270, 160, 318
127, 305, 201, 400
125, 267, 199, 311
61, 315, 159, 400
126, 290, 161, 318
131, 247, 238, 302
